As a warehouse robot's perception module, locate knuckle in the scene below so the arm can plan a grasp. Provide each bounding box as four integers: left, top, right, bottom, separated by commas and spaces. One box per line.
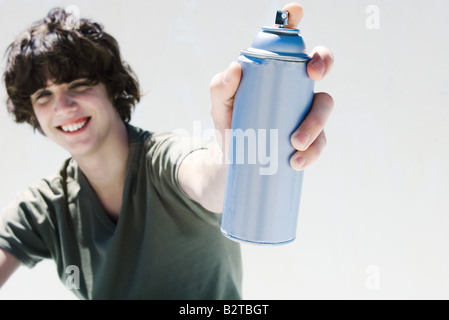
308, 140, 323, 162
313, 92, 334, 121
318, 131, 327, 149
209, 73, 221, 92
308, 116, 325, 131
322, 131, 328, 147
317, 92, 334, 111
304, 132, 327, 163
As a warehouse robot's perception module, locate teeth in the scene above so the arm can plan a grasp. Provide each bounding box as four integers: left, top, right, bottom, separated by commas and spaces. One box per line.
61, 119, 87, 132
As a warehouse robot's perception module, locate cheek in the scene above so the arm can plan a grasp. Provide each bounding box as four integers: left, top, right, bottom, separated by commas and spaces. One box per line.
89, 84, 115, 111
32, 107, 52, 134
82, 95, 116, 119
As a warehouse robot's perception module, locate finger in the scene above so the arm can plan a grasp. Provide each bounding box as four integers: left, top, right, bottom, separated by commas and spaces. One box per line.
307, 46, 335, 80
290, 130, 327, 171
290, 92, 334, 151
275, 3, 304, 29
209, 61, 242, 130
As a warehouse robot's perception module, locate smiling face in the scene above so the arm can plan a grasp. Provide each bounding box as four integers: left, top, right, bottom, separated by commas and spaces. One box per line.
30, 78, 125, 157
4, 8, 140, 143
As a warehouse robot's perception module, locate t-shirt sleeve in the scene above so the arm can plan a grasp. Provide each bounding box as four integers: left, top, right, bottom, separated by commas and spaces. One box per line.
147, 132, 222, 225
0, 184, 54, 268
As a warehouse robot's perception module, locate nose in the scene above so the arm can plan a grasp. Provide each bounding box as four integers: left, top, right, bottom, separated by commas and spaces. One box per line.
53, 91, 77, 114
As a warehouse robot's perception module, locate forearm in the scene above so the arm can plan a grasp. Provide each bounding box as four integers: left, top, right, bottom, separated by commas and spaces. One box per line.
0, 248, 21, 288
178, 143, 228, 213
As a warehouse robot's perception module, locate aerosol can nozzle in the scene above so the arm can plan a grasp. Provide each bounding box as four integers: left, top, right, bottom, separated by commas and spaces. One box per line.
275, 10, 289, 28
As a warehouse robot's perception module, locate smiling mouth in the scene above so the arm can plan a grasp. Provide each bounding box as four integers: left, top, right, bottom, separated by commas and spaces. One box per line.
57, 117, 91, 133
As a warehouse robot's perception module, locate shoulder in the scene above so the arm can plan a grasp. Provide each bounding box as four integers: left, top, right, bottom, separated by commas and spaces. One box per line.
148, 132, 210, 161
4, 158, 78, 217
127, 123, 207, 162
0, 159, 77, 267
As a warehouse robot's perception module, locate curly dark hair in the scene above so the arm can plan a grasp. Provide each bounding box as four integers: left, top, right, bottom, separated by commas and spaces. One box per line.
3, 7, 140, 132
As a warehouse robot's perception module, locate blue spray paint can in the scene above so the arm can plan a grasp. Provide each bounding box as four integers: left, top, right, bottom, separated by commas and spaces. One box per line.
221, 10, 315, 245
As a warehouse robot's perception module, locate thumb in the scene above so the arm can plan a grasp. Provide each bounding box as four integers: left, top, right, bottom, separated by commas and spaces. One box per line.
209, 61, 242, 131
209, 61, 242, 155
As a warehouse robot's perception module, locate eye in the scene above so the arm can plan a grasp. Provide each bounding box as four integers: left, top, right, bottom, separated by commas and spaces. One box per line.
70, 80, 92, 91
34, 90, 52, 102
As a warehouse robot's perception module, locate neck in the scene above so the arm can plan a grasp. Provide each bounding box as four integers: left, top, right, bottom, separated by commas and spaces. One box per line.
75, 122, 129, 186
74, 122, 129, 219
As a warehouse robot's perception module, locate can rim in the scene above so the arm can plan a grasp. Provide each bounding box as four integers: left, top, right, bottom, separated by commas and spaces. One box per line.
241, 49, 310, 62
262, 26, 300, 35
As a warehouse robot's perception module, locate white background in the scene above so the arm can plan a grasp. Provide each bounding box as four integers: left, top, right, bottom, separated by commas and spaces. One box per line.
0, 0, 448, 300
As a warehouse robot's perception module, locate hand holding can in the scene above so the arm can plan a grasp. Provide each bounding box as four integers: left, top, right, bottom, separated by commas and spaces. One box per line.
221, 8, 315, 245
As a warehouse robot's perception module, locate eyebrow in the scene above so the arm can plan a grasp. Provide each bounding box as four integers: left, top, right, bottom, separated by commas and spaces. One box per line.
69, 78, 91, 85
32, 78, 90, 95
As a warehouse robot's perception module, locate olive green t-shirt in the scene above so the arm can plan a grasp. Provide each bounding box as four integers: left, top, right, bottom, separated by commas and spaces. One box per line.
0, 124, 242, 299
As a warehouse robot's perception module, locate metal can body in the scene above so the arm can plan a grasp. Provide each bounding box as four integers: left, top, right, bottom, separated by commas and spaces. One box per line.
221, 53, 314, 245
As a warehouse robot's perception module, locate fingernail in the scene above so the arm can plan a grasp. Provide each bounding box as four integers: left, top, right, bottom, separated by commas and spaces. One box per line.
310, 58, 325, 76
295, 156, 306, 169
294, 131, 310, 150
